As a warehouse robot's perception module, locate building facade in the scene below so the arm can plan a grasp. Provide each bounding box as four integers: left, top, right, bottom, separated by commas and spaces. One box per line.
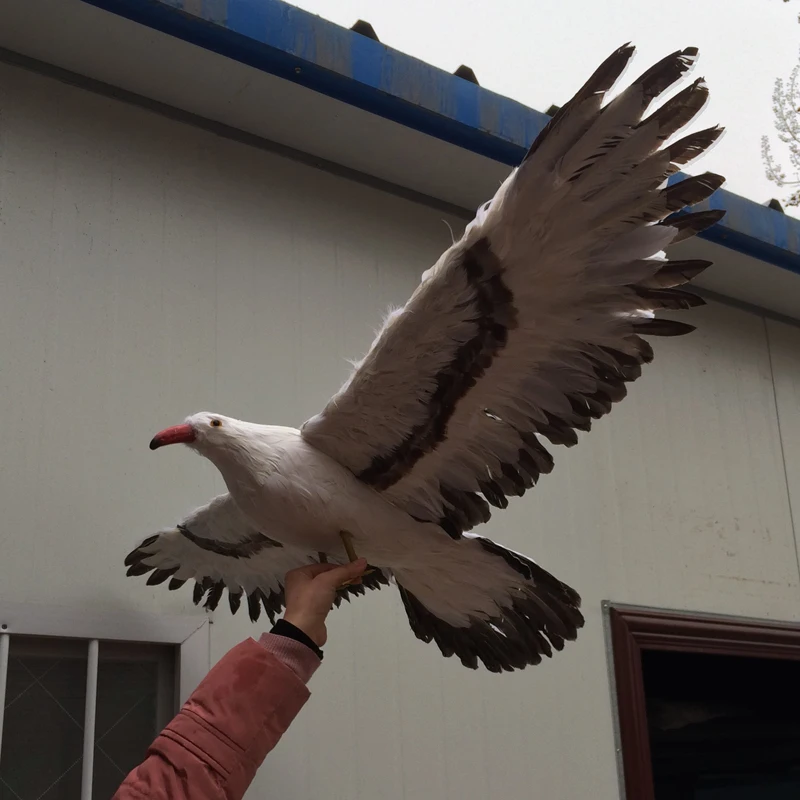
1, 2, 799, 798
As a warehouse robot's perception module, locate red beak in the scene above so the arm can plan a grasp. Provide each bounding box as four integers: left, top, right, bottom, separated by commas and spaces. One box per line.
149, 424, 196, 450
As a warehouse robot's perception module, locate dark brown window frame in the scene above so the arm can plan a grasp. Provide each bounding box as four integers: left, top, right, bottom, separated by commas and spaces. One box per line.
609, 605, 800, 800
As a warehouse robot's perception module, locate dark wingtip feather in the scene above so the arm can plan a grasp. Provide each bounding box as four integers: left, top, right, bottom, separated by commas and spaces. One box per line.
229, 591, 242, 615
146, 566, 179, 586
661, 208, 726, 243
479, 480, 510, 509
668, 126, 724, 166
640, 77, 709, 139
126, 562, 152, 577
258, 589, 283, 626
168, 577, 186, 591
124, 535, 158, 567
628, 335, 655, 363
524, 43, 636, 163
632, 286, 706, 311
193, 580, 209, 605
632, 318, 697, 337
603, 42, 637, 74
642, 259, 713, 289
631, 46, 699, 107
537, 415, 580, 447
575, 42, 637, 97
663, 172, 725, 214
247, 592, 261, 623
204, 582, 224, 612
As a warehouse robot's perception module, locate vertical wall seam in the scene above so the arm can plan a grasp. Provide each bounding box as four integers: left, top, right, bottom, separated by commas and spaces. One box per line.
764, 317, 800, 587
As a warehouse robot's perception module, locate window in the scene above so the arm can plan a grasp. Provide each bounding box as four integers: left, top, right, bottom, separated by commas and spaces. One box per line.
0, 605, 209, 800
608, 605, 800, 800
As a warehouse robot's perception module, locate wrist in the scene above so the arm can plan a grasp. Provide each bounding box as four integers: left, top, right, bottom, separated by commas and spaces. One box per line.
282, 612, 324, 647
272, 618, 324, 660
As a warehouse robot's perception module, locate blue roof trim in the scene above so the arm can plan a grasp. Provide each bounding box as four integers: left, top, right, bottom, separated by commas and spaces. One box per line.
81, 0, 544, 165
82, 0, 800, 278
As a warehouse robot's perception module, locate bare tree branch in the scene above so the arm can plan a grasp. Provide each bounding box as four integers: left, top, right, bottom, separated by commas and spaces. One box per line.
763, 50, 800, 206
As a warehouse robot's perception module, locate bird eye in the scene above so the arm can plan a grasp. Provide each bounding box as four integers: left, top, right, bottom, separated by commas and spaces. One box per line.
210, 419, 222, 428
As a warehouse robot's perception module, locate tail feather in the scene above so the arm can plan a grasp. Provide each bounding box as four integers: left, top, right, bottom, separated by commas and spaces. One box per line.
394, 534, 583, 672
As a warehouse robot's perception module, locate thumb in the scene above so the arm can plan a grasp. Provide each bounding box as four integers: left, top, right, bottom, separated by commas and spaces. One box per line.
295, 563, 341, 580
315, 558, 368, 587
341, 557, 368, 578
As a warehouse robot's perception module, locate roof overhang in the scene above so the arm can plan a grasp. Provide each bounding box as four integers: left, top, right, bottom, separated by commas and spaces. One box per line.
1, 0, 798, 320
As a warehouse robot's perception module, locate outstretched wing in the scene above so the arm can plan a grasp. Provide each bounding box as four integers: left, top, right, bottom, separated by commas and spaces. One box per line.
301, 45, 725, 537
124, 494, 389, 622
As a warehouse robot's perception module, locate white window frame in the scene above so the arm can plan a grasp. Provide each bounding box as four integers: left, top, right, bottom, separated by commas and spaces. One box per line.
0, 602, 210, 799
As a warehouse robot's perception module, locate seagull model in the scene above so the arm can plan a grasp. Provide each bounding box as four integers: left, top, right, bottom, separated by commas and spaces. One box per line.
126, 44, 725, 673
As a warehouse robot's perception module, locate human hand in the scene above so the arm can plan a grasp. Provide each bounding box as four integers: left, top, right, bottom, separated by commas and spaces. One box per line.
282, 559, 368, 647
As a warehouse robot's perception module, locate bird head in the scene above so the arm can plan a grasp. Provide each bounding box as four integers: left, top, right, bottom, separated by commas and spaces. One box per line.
149, 412, 241, 455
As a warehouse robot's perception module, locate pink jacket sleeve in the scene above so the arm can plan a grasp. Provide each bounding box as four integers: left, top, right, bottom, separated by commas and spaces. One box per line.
112, 632, 320, 800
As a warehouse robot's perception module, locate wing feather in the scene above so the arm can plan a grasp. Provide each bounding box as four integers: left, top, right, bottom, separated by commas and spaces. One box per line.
125, 494, 389, 621
301, 45, 725, 537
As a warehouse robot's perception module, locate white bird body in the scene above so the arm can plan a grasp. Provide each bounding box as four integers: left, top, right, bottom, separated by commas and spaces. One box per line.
182, 413, 538, 626
127, 45, 726, 672
200, 418, 432, 563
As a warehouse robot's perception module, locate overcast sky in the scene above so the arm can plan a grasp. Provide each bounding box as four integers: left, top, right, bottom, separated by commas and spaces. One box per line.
292, 0, 800, 214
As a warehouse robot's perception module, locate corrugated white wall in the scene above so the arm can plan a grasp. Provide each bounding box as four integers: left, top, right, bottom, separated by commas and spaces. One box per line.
1, 61, 799, 800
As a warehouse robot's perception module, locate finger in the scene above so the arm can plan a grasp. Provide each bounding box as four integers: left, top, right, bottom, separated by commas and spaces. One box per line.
341, 557, 369, 585
284, 563, 340, 583
315, 558, 368, 588
337, 558, 369, 580
301, 563, 342, 578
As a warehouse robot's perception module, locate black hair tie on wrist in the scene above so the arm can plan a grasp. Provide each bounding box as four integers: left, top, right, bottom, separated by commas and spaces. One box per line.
271, 619, 324, 660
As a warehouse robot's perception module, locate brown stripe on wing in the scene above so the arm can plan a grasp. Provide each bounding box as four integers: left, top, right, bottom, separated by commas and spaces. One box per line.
357, 237, 517, 491
397, 178, 721, 539
124, 528, 282, 576
424, 324, 689, 539
125, 531, 389, 624
176, 524, 283, 557
354, 240, 712, 543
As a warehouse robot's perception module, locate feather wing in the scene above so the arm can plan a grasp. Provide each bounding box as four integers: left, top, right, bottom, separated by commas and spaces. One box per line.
301, 45, 725, 537
125, 494, 389, 622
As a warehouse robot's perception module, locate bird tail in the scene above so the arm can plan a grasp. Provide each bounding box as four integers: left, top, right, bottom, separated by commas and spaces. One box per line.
392, 533, 583, 672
